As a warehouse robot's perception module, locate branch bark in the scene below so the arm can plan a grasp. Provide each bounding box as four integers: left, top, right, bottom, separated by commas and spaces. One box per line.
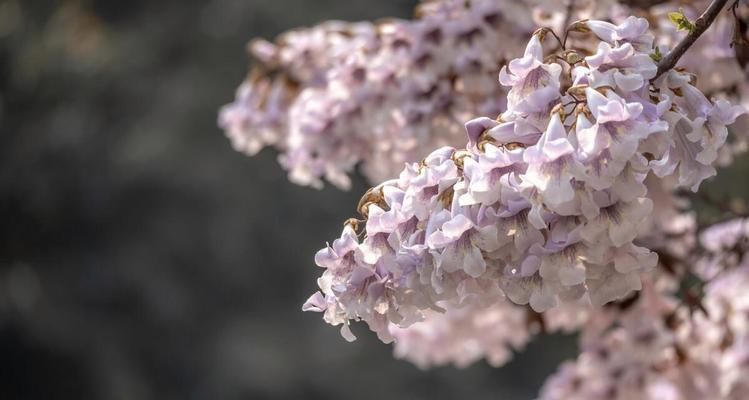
654, 0, 732, 80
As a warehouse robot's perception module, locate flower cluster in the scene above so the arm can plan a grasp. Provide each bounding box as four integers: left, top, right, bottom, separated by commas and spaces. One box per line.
216, 0, 749, 397
220, 0, 621, 188
540, 240, 749, 400
387, 216, 749, 381
696, 216, 749, 279
221, 0, 749, 190
387, 299, 531, 369
387, 295, 592, 368
303, 17, 744, 348
219, 21, 380, 187
650, 0, 749, 166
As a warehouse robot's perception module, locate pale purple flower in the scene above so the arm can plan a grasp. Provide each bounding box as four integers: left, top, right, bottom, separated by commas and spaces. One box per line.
459, 143, 525, 206
427, 210, 498, 278
522, 114, 586, 209
587, 15, 653, 50
650, 71, 746, 191
584, 41, 657, 91
579, 196, 653, 247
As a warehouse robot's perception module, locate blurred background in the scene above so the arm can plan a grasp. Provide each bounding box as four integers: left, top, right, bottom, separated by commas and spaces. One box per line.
8, 1, 747, 399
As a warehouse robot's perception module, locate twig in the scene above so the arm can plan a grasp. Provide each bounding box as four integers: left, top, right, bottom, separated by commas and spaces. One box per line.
654, 0, 732, 80
562, 0, 575, 36
547, 28, 566, 50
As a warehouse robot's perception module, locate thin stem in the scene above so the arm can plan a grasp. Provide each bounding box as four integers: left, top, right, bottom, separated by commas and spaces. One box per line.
654, 0, 732, 80
548, 29, 566, 50
562, 0, 575, 48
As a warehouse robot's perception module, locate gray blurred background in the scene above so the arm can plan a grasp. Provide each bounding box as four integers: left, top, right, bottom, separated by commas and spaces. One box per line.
0, 0, 657, 399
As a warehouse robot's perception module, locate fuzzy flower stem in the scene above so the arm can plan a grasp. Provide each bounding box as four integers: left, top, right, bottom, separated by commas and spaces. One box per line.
654, 0, 732, 79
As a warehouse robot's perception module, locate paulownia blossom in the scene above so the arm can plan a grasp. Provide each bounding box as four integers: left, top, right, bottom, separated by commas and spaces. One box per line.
219, 0, 626, 189
303, 16, 744, 348
220, 0, 749, 396
220, 0, 749, 190
388, 299, 531, 369
540, 218, 749, 399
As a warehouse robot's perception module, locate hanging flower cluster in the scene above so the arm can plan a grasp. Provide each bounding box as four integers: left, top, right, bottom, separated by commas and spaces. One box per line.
387, 293, 592, 368
649, 0, 749, 168
387, 299, 531, 369
218, 20, 380, 188
220, 0, 749, 190
220, 0, 623, 188
540, 222, 749, 399
303, 17, 744, 347
219, 0, 749, 396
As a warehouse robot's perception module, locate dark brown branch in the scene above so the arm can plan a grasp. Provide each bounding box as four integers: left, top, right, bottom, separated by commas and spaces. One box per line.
654, 0, 732, 80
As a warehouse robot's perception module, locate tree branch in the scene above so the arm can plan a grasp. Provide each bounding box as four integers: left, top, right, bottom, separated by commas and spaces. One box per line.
654, 0, 732, 80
